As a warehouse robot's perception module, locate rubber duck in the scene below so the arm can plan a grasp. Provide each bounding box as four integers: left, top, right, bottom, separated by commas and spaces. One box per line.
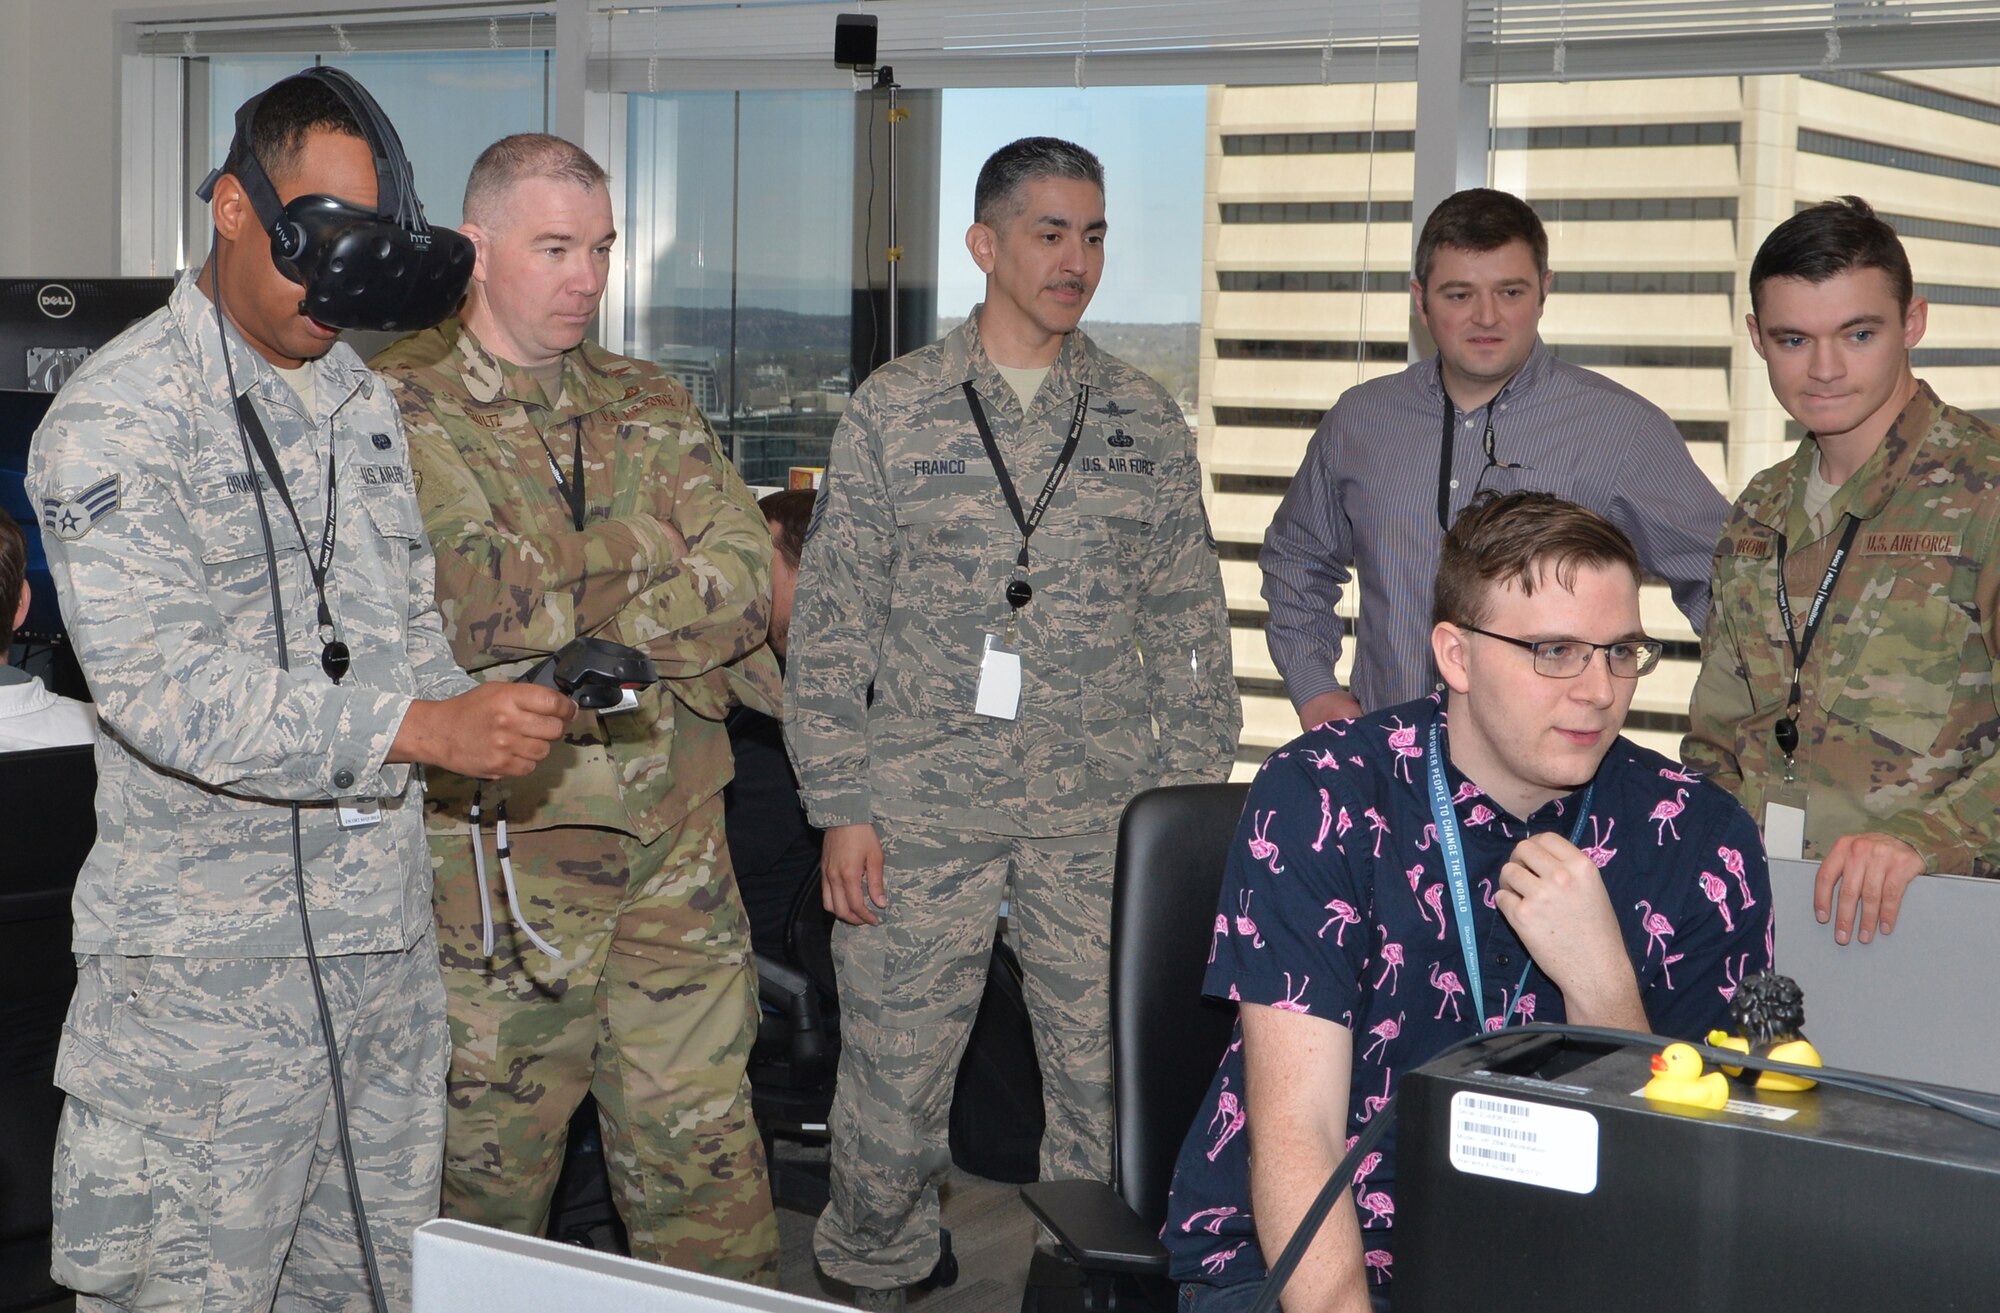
1710, 972, 1822, 1092
1644, 1042, 1731, 1110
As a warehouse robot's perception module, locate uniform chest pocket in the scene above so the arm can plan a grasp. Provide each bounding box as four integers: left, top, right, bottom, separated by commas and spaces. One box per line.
1828, 565, 1978, 754
1044, 477, 1157, 565
189, 491, 291, 599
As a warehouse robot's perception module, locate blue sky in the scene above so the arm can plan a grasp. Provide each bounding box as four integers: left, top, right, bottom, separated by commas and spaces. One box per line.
936, 85, 1207, 325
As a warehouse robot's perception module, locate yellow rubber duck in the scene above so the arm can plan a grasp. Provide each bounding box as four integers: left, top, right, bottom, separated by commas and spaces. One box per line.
1706, 1029, 1822, 1092
1644, 1042, 1731, 1110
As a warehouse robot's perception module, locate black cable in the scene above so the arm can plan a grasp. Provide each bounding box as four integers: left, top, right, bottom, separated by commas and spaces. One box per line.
213, 253, 391, 1313
1244, 1020, 2000, 1313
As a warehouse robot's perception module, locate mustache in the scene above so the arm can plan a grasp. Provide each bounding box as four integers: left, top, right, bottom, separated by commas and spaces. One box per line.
1048, 279, 1089, 293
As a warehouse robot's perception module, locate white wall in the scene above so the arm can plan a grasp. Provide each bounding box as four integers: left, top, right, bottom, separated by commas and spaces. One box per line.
0, 0, 283, 278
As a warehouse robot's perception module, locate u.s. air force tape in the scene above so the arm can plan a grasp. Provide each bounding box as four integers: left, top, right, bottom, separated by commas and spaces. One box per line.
41, 473, 121, 541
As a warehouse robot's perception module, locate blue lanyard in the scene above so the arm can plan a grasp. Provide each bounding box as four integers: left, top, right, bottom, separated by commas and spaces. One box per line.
1424, 719, 1594, 1031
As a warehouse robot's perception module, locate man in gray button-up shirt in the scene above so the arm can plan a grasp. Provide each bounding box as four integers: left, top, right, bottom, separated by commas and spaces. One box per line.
1261, 188, 1726, 728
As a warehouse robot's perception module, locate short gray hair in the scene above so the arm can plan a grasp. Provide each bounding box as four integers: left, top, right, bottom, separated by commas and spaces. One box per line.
463, 133, 608, 226
974, 137, 1104, 228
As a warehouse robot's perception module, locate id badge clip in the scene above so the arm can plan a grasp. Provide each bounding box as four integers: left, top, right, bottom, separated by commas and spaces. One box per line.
338, 797, 383, 830
975, 633, 1022, 720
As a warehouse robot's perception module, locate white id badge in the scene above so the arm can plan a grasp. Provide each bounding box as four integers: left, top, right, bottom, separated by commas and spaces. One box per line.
338, 798, 383, 830
1764, 801, 1806, 862
975, 634, 1022, 720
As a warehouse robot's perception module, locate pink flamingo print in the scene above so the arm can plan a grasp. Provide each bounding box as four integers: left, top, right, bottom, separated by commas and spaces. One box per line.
1719, 952, 1749, 1004
1478, 877, 1498, 909
1720, 845, 1758, 909
1234, 890, 1265, 948
1650, 788, 1689, 843
1467, 803, 1497, 827
1208, 912, 1228, 964
1364, 807, 1392, 857
1373, 929, 1404, 993
1338, 806, 1354, 840
1582, 816, 1618, 868
1659, 765, 1699, 783
1205, 1077, 1245, 1161
1764, 907, 1775, 965
1305, 748, 1341, 771
1452, 781, 1481, 804
1416, 822, 1439, 851
1271, 972, 1312, 1013
1313, 789, 1334, 853
1698, 872, 1737, 932
1364, 1250, 1394, 1284
1430, 961, 1466, 1020
1181, 1205, 1239, 1234
1351, 1151, 1383, 1187
1355, 1187, 1395, 1225
1356, 1069, 1393, 1123
1423, 883, 1447, 939
1661, 951, 1684, 990
1513, 992, 1537, 1023
1319, 898, 1361, 945
1200, 1242, 1248, 1276
1406, 863, 1424, 892
1361, 1011, 1404, 1062
1349, 754, 1365, 767
1248, 810, 1285, 875
1634, 899, 1676, 961
1385, 716, 1422, 781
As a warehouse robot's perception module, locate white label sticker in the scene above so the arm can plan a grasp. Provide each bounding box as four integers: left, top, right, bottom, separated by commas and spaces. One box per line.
1448, 1091, 1599, 1194
1629, 1087, 1798, 1121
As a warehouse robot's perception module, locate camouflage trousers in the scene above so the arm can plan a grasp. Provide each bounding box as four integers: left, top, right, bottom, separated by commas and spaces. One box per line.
814, 824, 1117, 1289
430, 792, 779, 1283
51, 931, 448, 1313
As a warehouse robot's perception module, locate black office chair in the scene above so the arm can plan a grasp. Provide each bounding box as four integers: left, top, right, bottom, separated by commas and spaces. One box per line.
0, 743, 97, 1311
1019, 782, 1251, 1313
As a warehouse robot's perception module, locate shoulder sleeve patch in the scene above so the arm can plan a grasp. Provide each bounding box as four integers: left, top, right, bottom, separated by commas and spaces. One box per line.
41, 473, 122, 541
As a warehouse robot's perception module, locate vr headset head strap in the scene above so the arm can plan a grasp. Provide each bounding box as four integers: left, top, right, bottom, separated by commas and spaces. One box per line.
195, 66, 428, 234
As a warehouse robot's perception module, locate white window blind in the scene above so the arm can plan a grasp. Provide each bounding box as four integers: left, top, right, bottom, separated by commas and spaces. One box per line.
592, 0, 1419, 92
132, 5, 558, 58
1466, 1, 2000, 82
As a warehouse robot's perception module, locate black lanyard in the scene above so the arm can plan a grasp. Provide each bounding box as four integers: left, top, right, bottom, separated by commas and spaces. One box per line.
1771, 513, 1861, 758
1434, 359, 1502, 531
963, 381, 1090, 610
536, 417, 587, 532
234, 393, 350, 683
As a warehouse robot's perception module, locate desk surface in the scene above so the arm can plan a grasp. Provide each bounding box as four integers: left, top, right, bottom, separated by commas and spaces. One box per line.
1770, 857, 2000, 1095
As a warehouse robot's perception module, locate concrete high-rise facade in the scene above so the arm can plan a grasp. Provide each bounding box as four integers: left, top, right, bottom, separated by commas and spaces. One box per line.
1199, 71, 2000, 771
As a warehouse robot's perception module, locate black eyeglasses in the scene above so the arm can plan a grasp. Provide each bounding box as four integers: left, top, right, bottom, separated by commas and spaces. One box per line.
1463, 626, 1664, 679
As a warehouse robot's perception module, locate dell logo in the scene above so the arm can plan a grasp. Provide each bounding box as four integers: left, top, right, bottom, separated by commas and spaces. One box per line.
37, 284, 77, 319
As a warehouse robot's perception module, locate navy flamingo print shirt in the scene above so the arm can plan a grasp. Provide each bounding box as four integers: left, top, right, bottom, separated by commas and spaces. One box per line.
1161, 695, 1772, 1293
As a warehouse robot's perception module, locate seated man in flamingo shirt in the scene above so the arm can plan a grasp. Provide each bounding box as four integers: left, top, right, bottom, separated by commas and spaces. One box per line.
1162, 491, 1772, 1313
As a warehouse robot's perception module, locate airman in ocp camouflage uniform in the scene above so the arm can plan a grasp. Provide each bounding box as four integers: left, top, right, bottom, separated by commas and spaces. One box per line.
1685, 383, 2000, 869
373, 134, 779, 1282
786, 137, 1239, 1302
1684, 195, 2000, 946
27, 72, 576, 1313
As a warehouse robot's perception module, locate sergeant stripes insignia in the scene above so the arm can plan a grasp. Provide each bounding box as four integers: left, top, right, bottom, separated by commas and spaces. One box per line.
41, 473, 122, 542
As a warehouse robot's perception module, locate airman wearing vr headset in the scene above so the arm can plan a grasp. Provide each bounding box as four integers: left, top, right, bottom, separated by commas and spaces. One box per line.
27, 69, 573, 1312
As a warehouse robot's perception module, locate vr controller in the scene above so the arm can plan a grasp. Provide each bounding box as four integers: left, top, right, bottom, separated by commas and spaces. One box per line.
518, 636, 659, 712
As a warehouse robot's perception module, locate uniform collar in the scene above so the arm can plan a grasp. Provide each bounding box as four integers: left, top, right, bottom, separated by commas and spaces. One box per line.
168, 269, 371, 415
430, 317, 627, 417
1739, 381, 1944, 533
951, 304, 1098, 418
1416, 338, 1552, 413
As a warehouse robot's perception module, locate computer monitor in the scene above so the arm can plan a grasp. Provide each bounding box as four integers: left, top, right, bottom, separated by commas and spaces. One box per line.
0, 278, 174, 391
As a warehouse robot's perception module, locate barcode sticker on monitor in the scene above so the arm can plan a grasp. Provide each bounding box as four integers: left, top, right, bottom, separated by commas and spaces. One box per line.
1448, 1091, 1599, 1194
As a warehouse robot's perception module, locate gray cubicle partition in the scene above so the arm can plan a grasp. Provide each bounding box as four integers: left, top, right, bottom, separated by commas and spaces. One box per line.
1770, 857, 2000, 1095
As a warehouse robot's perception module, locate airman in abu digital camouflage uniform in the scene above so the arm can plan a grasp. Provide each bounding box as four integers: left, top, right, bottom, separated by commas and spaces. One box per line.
29, 73, 574, 1312
373, 134, 779, 1281
1685, 196, 2000, 948
785, 137, 1240, 1305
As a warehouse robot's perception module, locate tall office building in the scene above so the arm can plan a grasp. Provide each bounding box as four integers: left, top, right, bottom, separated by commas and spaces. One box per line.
1199, 72, 2000, 770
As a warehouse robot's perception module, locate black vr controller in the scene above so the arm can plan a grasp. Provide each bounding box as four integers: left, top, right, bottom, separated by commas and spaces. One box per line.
198, 66, 474, 333
518, 636, 659, 711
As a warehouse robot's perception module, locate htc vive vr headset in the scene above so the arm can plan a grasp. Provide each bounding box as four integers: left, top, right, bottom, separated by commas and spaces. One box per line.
197, 67, 473, 334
